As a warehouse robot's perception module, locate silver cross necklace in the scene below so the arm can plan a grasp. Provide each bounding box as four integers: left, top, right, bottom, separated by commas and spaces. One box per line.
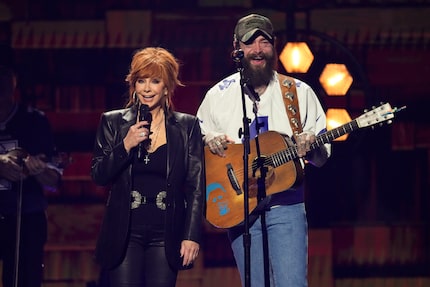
143, 115, 164, 164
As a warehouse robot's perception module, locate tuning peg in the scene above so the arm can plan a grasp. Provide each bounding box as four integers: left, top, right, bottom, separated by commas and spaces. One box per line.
393, 106, 407, 113
387, 120, 392, 125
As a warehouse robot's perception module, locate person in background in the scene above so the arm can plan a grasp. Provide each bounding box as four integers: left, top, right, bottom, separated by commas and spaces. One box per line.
91, 47, 205, 287
0, 65, 62, 287
197, 14, 331, 287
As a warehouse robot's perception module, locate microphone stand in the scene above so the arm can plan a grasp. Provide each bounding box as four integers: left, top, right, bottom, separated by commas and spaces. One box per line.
232, 49, 270, 287
232, 49, 252, 287
251, 102, 271, 287
244, 74, 271, 287
13, 161, 24, 287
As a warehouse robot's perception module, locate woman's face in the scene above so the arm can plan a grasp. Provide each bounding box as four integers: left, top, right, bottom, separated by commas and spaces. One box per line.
134, 77, 167, 109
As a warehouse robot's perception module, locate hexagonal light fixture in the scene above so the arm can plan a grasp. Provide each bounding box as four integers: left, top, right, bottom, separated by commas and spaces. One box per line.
326, 108, 352, 141
279, 42, 314, 73
319, 63, 353, 96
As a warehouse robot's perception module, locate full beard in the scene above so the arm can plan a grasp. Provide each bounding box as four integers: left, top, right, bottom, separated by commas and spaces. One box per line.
242, 51, 277, 88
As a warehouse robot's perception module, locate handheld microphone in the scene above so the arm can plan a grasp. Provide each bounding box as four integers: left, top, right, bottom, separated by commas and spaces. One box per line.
137, 104, 152, 160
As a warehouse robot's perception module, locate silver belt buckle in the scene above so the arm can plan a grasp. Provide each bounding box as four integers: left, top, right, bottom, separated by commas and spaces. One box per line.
156, 191, 167, 210
131, 190, 143, 209
131, 190, 166, 210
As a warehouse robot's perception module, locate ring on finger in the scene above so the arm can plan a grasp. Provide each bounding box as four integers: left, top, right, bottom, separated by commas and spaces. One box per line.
140, 132, 146, 137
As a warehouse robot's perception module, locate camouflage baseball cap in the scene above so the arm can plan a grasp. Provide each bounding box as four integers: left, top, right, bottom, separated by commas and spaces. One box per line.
234, 14, 274, 44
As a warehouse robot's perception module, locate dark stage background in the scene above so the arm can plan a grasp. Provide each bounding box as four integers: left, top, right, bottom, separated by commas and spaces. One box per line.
0, 0, 429, 286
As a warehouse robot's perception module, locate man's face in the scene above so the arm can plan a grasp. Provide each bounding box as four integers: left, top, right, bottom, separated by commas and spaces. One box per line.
240, 35, 277, 87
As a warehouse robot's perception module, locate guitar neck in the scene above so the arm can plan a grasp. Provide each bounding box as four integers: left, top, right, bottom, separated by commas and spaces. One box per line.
313, 118, 359, 147
266, 102, 400, 168
269, 119, 359, 168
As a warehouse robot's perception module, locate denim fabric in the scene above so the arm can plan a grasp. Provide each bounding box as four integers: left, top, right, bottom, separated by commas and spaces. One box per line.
231, 203, 308, 287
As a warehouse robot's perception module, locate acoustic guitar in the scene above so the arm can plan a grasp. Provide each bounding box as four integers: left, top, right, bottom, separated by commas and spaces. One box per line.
6, 147, 71, 170
205, 103, 403, 228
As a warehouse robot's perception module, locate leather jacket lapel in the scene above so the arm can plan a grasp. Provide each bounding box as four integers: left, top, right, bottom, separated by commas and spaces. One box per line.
120, 106, 138, 141
166, 114, 180, 179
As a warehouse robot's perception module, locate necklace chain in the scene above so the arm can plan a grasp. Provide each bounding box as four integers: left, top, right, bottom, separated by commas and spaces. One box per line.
147, 113, 164, 153
142, 109, 164, 164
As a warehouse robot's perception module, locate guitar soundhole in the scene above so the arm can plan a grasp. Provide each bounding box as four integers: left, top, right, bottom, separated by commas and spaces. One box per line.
247, 168, 275, 198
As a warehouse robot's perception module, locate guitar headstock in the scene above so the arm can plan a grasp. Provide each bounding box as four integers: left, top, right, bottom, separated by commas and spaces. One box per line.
356, 103, 405, 129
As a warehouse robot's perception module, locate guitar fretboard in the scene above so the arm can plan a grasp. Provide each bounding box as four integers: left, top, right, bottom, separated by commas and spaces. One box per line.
260, 119, 359, 169
316, 119, 359, 146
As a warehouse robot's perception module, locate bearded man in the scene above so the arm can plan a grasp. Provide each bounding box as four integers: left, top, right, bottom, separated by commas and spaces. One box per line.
197, 14, 331, 287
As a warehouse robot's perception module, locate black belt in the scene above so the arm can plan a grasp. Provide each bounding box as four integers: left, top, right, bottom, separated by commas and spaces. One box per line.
131, 190, 167, 210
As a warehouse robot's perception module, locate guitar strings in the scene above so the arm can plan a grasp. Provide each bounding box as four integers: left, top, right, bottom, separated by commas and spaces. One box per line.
229, 144, 298, 179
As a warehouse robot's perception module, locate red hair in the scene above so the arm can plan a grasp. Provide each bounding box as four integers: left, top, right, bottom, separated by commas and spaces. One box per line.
125, 47, 183, 112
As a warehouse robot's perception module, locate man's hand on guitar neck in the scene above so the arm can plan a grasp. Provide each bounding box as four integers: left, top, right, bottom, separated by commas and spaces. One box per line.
294, 131, 315, 158
295, 131, 329, 167
206, 135, 234, 157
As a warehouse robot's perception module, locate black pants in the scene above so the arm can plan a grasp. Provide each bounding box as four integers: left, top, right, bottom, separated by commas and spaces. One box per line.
105, 227, 177, 287
0, 211, 47, 287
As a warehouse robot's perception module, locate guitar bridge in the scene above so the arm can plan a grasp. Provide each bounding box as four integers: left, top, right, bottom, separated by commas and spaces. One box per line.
226, 163, 242, 195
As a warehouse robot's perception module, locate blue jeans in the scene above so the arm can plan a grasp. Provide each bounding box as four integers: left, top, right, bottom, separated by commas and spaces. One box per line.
230, 203, 308, 287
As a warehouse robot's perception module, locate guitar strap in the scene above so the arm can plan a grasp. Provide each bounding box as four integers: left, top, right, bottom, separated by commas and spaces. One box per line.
277, 73, 303, 136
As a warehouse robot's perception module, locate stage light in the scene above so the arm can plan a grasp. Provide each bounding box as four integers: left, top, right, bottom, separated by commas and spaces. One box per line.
319, 64, 353, 96
326, 108, 352, 141
279, 42, 314, 73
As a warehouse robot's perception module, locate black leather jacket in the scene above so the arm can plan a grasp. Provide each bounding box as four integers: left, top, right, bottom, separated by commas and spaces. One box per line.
91, 105, 205, 270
